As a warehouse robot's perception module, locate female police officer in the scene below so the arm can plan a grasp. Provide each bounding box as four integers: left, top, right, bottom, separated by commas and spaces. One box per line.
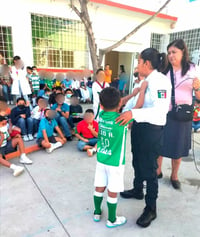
116, 48, 171, 228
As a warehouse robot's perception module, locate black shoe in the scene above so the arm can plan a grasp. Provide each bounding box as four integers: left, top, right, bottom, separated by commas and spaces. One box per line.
136, 206, 157, 228
120, 188, 144, 200
66, 136, 73, 141
157, 172, 163, 179
171, 179, 181, 190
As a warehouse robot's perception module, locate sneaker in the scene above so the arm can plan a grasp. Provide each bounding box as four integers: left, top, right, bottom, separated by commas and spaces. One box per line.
13, 166, 24, 177
20, 155, 33, 164
28, 134, 34, 141
46, 143, 54, 153
7, 101, 10, 105
23, 135, 29, 142
87, 148, 95, 157
93, 214, 101, 222
34, 133, 38, 138
66, 136, 73, 141
196, 128, 200, 133
46, 142, 62, 153
10, 101, 14, 105
106, 216, 127, 228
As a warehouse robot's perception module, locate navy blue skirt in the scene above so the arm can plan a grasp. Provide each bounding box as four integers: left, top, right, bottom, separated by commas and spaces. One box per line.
161, 114, 192, 159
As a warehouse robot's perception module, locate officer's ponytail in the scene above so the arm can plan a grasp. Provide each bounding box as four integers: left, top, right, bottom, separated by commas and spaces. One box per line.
140, 48, 168, 73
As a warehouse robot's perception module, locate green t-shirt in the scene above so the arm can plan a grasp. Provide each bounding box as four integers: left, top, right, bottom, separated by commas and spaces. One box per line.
97, 111, 129, 167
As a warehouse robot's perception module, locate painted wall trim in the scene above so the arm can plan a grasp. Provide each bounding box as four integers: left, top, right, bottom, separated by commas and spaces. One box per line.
90, 0, 178, 21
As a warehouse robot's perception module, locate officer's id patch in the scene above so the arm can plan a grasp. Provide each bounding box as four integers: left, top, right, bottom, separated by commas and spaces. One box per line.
157, 90, 167, 98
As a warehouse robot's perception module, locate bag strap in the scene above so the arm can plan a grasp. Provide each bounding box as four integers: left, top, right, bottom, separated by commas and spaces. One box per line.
170, 66, 176, 109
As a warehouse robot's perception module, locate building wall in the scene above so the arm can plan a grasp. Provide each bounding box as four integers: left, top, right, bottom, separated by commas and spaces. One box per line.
0, 0, 175, 69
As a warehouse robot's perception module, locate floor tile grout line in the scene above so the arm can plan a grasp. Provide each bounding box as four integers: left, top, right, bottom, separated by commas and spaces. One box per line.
24, 165, 71, 237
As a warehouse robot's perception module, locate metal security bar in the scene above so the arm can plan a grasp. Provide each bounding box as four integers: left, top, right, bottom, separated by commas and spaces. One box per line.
31, 14, 89, 69
0, 26, 13, 65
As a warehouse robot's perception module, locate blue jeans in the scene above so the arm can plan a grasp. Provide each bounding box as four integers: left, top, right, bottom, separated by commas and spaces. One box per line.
67, 116, 75, 129
192, 121, 200, 132
33, 119, 40, 134
2, 85, 13, 102
77, 138, 98, 151
55, 114, 71, 137
16, 117, 33, 135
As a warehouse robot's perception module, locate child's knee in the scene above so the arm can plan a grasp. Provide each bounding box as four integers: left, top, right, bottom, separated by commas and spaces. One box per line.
77, 141, 85, 151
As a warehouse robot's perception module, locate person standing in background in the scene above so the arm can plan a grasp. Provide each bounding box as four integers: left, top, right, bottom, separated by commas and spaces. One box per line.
10, 56, 32, 102
157, 39, 200, 189
92, 69, 109, 121
118, 65, 128, 97
104, 64, 112, 84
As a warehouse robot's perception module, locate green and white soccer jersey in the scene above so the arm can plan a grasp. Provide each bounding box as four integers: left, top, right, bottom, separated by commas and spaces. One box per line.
97, 111, 129, 167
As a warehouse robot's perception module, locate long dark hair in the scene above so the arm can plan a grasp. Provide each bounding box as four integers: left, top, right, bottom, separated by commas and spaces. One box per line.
167, 39, 193, 76
120, 65, 125, 73
140, 48, 168, 73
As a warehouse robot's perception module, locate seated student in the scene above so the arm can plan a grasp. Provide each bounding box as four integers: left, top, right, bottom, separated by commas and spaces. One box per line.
0, 98, 24, 177
93, 87, 132, 228
53, 73, 64, 88
37, 84, 46, 97
61, 77, 72, 89
75, 109, 98, 156
51, 93, 73, 141
69, 95, 83, 123
0, 106, 21, 138
11, 98, 34, 142
65, 88, 74, 105
31, 97, 48, 138
44, 72, 54, 90
48, 86, 62, 106
80, 79, 91, 103
0, 115, 33, 165
43, 87, 51, 102
37, 109, 66, 153
193, 99, 200, 132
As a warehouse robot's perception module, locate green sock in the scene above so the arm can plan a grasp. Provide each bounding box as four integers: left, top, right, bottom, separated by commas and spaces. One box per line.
107, 201, 117, 223
94, 195, 103, 215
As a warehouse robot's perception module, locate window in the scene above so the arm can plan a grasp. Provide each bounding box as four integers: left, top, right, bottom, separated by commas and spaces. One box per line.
150, 33, 163, 51
31, 14, 89, 69
0, 26, 13, 65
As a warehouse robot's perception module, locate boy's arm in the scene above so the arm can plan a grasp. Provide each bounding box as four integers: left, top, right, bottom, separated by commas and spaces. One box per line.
75, 133, 89, 142
133, 81, 148, 109
0, 132, 4, 147
42, 130, 50, 143
121, 87, 140, 106
55, 126, 66, 141
61, 111, 69, 119
88, 124, 98, 138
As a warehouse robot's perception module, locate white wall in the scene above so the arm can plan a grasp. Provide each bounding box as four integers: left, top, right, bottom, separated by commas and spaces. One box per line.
0, 0, 175, 69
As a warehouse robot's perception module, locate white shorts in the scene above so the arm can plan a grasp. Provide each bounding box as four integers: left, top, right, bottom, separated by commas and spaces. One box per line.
94, 162, 125, 193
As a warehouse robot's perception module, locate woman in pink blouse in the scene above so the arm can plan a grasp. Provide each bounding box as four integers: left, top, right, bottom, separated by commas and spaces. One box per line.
157, 39, 200, 189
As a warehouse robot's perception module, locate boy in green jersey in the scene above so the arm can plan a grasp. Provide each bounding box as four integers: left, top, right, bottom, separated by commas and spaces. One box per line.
93, 87, 131, 228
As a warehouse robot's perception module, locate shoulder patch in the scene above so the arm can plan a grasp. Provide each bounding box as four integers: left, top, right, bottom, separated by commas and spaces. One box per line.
157, 90, 167, 98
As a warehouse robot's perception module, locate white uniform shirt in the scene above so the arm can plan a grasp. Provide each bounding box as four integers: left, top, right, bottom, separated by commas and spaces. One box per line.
131, 70, 171, 126
92, 81, 109, 120
31, 106, 45, 120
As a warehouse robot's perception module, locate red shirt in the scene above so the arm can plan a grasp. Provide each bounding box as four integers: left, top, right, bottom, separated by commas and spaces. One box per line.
76, 120, 98, 139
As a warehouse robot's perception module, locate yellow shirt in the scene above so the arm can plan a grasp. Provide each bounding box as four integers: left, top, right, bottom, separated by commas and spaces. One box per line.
104, 70, 112, 83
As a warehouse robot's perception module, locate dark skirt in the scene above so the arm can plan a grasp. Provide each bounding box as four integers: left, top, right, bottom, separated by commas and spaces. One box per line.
161, 114, 192, 159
